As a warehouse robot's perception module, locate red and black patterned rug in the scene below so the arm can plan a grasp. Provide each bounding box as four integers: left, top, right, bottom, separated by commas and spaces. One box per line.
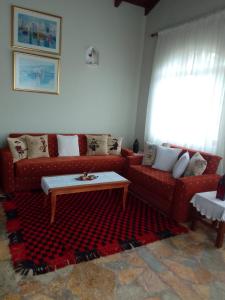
2, 190, 187, 275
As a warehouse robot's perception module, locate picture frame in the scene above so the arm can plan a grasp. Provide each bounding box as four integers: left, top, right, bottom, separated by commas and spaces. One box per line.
13, 51, 60, 94
12, 6, 62, 55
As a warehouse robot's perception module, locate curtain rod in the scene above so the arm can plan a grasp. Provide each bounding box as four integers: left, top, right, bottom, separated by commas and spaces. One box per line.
150, 6, 225, 38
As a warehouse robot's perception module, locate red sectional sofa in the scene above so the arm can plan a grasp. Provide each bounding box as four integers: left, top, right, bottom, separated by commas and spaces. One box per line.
127, 146, 222, 222
0, 133, 133, 193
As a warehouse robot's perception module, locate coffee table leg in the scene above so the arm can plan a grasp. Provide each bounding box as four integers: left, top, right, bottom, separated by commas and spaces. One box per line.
122, 186, 128, 211
50, 193, 57, 224
215, 221, 225, 248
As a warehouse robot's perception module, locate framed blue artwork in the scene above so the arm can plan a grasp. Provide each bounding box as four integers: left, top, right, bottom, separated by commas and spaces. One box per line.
12, 6, 62, 55
13, 52, 60, 94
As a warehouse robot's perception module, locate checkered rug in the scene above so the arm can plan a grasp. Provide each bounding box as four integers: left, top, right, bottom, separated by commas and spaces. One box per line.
2, 190, 187, 275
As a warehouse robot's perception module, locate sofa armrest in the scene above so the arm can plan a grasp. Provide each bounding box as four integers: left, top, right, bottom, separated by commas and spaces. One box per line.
121, 148, 133, 157
0, 148, 15, 193
126, 155, 143, 166
172, 174, 220, 222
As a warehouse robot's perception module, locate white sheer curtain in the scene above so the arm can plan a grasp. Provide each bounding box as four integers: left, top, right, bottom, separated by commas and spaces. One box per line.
145, 10, 225, 172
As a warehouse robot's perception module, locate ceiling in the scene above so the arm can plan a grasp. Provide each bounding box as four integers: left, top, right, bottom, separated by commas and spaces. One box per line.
114, 0, 160, 15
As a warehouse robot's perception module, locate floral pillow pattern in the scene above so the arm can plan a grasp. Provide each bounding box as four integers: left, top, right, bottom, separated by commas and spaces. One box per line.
184, 152, 207, 176
26, 135, 49, 159
142, 142, 157, 166
86, 135, 108, 156
7, 135, 28, 162
108, 137, 123, 155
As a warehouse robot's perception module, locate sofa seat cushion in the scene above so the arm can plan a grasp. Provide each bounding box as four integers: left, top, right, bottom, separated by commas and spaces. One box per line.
15, 155, 126, 177
128, 165, 176, 200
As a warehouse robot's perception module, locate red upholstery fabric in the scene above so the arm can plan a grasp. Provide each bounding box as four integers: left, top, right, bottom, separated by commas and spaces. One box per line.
9, 133, 132, 159
15, 177, 42, 192
129, 183, 171, 214
9, 133, 89, 156
127, 145, 222, 174
127, 145, 222, 222
171, 145, 222, 174
13, 155, 125, 192
121, 148, 133, 157
127, 155, 143, 166
172, 174, 220, 222
0, 148, 15, 193
128, 166, 220, 222
128, 165, 176, 212
0, 133, 132, 193
15, 155, 125, 177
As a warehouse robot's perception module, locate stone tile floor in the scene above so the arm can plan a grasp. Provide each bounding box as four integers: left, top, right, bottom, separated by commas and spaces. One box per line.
1, 203, 225, 300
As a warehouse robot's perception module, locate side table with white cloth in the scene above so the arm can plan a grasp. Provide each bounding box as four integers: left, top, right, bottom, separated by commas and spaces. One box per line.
191, 191, 225, 248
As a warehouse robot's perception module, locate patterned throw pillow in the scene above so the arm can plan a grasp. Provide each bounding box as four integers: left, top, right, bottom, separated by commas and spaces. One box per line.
108, 137, 123, 155
142, 142, 157, 166
26, 135, 50, 159
184, 152, 207, 176
7, 135, 28, 162
86, 135, 108, 155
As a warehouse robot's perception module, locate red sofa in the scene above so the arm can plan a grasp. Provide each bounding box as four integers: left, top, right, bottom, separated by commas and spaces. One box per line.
127, 146, 222, 222
0, 133, 133, 193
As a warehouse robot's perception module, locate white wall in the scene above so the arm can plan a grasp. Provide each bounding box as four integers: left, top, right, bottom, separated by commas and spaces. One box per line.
0, 0, 145, 147
135, 0, 225, 147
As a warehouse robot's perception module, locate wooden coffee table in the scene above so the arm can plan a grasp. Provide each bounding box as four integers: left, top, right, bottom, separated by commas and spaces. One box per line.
41, 171, 130, 224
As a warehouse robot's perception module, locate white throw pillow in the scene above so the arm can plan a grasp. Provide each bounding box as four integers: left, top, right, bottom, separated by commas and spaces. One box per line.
152, 146, 181, 172
57, 135, 80, 156
172, 152, 190, 178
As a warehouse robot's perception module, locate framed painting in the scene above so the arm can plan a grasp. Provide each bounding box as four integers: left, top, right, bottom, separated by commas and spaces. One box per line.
12, 6, 62, 55
13, 51, 60, 94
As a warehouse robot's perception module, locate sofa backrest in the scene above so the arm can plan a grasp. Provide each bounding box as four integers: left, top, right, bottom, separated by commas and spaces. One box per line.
9, 133, 109, 157
171, 145, 222, 174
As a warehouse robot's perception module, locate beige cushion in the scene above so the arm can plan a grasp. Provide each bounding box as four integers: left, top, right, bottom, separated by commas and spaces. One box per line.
184, 152, 207, 176
26, 135, 50, 159
86, 135, 108, 155
108, 137, 123, 155
7, 135, 28, 162
142, 142, 157, 166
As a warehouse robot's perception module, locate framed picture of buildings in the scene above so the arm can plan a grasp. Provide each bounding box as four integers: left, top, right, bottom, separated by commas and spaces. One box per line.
13, 52, 60, 94
12, 6, 62, 55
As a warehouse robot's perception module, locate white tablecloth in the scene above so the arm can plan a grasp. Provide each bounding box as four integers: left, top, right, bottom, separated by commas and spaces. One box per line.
191, 191, 225, 222
41, 171, 128, 195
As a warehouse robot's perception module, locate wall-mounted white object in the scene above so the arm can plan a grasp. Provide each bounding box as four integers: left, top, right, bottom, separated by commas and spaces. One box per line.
85, 47, 98, 65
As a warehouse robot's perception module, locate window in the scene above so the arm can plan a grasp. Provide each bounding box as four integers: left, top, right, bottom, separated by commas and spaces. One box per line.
145, 12, 225, 170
